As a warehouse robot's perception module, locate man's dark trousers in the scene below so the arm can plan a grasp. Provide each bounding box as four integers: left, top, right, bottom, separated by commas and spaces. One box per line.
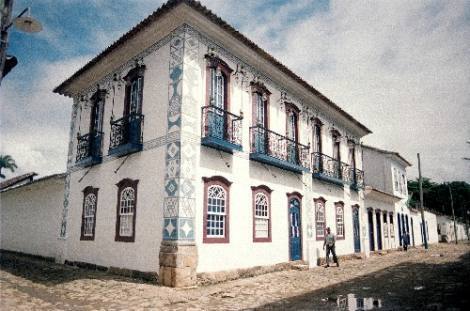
326, 245, 338, 266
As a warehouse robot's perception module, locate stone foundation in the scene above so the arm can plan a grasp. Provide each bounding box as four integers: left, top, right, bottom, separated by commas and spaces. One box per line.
159, 242, 197, 287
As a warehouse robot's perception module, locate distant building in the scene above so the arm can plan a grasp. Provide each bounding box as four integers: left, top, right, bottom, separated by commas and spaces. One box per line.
437, 215, 468, 242
363, 145, 438, 252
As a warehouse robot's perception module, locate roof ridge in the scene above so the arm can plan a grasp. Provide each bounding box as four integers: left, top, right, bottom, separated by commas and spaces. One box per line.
53, 0, 372, 135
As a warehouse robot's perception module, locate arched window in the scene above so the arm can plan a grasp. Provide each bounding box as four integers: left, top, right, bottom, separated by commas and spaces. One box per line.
115, 178, 139, 242
252, 185, 272, 242
81, 186, 98, 240
203, 176, 232, 243
314, 197, 326, 240
335, 201, 345, 239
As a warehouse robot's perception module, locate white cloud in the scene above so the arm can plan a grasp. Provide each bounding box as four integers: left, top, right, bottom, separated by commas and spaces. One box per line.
0, 56, 91, 179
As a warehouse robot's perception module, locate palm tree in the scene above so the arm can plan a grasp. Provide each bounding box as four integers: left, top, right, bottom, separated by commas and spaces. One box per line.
0, 155, 18, 179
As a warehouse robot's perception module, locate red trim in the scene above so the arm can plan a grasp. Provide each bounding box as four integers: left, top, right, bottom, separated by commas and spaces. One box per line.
334, 201, 345, 240
250, 81, 270, 129
80, 186, 99, 241
123, 65, 145, 116
314, 197, 327, 241
287, 192, 303, 260
285, 103, 300, 143
115, 178, 139, 242
251, 185, 272, 243
202, 176, 232, 243
205, 55, 232, 111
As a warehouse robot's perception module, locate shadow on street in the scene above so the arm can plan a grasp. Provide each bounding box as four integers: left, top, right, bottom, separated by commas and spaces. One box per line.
254, 250, 470, 310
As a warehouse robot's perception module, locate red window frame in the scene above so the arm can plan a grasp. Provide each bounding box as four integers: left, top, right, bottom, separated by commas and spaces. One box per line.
202, 176, 232, 243
335, 201, 345, 240
205, 55, 232, 111
251, 185, 273, 242
250, 81, 271, 129
314, 197, 327, 241
115, 178, 139, 242
80, 186, 99, 241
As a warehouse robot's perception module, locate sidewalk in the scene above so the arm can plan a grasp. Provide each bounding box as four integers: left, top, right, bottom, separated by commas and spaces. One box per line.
1, 243, 469, 310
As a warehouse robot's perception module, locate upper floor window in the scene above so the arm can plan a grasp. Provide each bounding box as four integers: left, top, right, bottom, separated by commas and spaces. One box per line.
81, 186, 98, 240
251, 185, 272, 242
203, 176, 232, 243
332, 130, 341, 161
314, 197, 326, 240
285, 103, 300, 142
312, 118, 322, 153
206, 55, 232, 110
393, 168, 399, 192
348, 140, 356, 170
335, 201, 344, 239
115, 178, 139, 242
123, 64, 145, 116
251, 81, 270, 128
89, 89, 106, 134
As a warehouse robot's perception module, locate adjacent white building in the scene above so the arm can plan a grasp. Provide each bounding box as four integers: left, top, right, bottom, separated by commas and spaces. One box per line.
363, 145, 438, 253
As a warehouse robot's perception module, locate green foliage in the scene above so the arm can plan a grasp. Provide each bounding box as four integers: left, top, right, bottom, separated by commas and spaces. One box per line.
0, 154, 18, 179
408, 178, 470, 221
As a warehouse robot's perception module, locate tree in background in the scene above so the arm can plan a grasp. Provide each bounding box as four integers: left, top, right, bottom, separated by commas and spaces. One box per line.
0, 154, 18, 179
408, 178, 470, 222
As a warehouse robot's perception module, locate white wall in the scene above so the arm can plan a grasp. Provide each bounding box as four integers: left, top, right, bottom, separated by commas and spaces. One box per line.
437, 215, 468, 242
62, 38, 171, 273
0, 176, 64, 259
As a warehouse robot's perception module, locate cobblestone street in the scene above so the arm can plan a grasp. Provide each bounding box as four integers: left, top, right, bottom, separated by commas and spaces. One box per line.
1, 243, 469, 310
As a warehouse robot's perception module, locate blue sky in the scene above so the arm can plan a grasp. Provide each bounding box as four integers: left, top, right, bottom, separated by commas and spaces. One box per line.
1, 0, 469, 182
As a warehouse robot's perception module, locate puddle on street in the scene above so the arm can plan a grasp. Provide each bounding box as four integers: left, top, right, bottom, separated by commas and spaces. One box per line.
336, 294, 382, 310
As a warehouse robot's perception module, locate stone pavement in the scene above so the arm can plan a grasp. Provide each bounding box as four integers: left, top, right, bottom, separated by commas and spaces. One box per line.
1, 243, 469, 310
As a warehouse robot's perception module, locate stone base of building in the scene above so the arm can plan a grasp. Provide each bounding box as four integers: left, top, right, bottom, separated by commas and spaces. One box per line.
159, 241, 197, 287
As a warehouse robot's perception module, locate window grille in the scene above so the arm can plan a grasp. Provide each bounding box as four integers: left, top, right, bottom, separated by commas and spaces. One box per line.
83, 193, 96, 236
254, 193, 269, 238
119, 187, 135, 237
336, 204, 344, 238
206, 185, 226, 237
315, 200, 326, 239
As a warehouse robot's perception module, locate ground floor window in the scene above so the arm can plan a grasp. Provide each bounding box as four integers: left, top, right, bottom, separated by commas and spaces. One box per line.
80, 186, 98, 240
203, 176, 232, 243
314, 197, 326, 240
335, 201, 344, 239
115, 178, 139, 242
252, 185, 272, 242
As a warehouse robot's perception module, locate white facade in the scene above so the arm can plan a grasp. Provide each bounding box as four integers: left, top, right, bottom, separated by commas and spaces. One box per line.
51, 0, 371, 278
363, 146, 439, 251
437, 215, 468, 242
0, 175, 65, 259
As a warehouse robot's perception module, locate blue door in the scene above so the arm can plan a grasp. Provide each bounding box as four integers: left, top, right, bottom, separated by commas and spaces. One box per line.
375, 211, 382, 250
368, 209, 375, 251
289, 198, 302, 260
353, 207, 361, 253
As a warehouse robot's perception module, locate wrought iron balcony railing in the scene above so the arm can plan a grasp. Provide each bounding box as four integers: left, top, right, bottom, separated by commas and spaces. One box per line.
76, 131, 103, 167
250, 125, 310, 173
350, 167, 365, 189
109, 113, 144, 157
311, 152, 350, 184
201, 105, 243, 153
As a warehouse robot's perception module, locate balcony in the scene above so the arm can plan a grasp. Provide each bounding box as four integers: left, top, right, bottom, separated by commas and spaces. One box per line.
311, 152, 350, 186
249, 125, 310, 173
109, 114, 144, 157
350, 167, 365, 190
201, 105, 243, 153
76, 131, 103, 167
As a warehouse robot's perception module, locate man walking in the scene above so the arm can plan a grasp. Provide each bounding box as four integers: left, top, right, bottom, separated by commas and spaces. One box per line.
323, 227, 339, 267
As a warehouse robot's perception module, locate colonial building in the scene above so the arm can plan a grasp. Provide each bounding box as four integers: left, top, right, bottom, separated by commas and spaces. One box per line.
51, 0, 371, 286
363, 145, 438, 253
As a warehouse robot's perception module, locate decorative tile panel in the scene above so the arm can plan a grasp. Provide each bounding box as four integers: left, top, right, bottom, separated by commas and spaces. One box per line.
162, 27, 200, 242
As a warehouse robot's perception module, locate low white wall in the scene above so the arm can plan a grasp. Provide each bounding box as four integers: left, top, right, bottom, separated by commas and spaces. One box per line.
0, 175, 64, 259
437, 215, 468, 242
